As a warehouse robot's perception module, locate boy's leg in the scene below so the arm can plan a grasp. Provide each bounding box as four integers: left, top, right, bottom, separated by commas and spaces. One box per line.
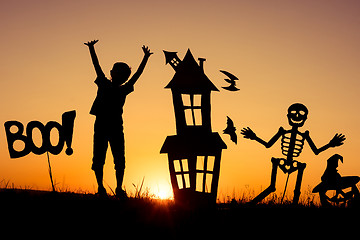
94, 169, 104, 190
115, 169, 125, 191
92, 119, 108, 194
109, 126, 126, 193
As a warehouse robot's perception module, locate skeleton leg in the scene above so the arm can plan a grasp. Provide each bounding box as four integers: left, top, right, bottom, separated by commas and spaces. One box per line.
293, 162, 306, 204
251, 158, 279, 204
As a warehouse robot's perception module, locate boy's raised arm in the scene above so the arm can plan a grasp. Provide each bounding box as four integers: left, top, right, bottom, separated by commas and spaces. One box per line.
127, 45, 153, 86
84, 40, 105, 78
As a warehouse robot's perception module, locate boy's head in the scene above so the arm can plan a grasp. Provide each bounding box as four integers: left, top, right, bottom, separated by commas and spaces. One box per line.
110, 62, 131, 85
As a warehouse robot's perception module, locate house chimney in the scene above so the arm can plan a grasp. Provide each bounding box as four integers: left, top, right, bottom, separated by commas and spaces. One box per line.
198, 58, 206, 72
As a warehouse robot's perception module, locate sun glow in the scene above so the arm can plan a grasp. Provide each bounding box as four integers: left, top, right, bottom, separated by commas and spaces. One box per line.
156, 190, 173, 200
154, 183, 173, 200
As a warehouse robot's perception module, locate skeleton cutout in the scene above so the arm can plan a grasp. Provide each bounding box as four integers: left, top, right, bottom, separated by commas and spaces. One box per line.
241, 103, 345, 204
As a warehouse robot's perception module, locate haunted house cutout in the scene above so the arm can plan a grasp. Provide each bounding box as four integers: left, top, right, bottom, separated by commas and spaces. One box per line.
161, 49, 227, 207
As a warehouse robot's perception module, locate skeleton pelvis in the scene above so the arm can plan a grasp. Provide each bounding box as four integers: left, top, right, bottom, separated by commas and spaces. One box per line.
272, 157, 306, 174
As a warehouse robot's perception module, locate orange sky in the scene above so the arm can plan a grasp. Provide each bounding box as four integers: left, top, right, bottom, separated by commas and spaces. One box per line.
1, 0, 360, 200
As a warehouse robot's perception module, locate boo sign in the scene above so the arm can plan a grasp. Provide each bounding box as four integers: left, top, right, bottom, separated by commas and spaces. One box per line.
4, 110, 76, 158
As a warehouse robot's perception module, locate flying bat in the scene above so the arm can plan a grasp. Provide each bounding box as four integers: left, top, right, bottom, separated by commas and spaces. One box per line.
223, 116, 237, 144
220, 70, 239, 91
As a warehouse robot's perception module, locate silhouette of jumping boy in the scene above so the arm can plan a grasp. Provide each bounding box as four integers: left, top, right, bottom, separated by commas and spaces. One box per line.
84, 40, 152, 197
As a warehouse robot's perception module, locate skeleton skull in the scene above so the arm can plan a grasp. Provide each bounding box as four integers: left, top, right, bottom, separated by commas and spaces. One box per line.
287, 103, 308, 127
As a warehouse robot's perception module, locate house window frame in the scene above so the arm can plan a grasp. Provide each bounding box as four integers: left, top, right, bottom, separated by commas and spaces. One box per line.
181, 93, 202, 126
173, 159, 190, 189
171, 58, 180, 67
196, 155, 215, 193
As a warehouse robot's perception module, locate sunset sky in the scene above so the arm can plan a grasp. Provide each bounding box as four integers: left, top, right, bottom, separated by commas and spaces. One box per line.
1, 0, 360, 200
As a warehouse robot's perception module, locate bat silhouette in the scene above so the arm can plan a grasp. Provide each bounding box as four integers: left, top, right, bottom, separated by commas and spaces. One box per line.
220, 70, 239, 91
223, 116, 237, 144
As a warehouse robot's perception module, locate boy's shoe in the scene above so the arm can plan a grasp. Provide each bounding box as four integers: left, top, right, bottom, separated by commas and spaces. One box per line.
115, 188, 127, 199
96, 186, 107, 197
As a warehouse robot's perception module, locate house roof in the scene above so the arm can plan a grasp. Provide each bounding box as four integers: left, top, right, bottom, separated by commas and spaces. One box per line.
160, 132, 227, 155
165, 49, 219, 92
163, 50, 179, 65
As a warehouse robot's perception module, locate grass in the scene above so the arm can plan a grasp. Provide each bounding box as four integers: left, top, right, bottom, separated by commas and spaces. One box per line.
0, 184, 358, 238
1, 177, 356, 208
0, 178, 341, 208
218, 184, 320, 207
1, 176, 359, 240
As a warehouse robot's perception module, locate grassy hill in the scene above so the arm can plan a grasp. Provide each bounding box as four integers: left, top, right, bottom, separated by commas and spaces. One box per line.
0, 188, 357, 238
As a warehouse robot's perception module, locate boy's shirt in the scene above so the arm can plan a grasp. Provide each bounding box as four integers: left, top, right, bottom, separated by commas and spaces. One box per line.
90, 75, 134, 121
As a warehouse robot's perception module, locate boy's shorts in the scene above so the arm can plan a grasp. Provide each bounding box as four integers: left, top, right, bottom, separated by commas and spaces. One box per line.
91, 117, 125, 171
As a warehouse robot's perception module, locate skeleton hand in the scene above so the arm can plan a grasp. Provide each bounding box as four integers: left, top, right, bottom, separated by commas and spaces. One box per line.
241, 127, 257, 140
328, 133, 346, 148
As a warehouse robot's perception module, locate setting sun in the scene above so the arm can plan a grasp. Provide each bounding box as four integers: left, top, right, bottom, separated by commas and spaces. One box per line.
154, 183, 173, 200
156, 189, 173, 200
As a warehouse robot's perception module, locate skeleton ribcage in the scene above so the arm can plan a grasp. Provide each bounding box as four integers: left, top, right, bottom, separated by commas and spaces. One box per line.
281, 132, 305, 158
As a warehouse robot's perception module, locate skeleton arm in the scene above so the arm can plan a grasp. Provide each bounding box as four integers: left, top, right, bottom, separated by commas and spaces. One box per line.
241, 127, 284, 148
304, 131, 346, 155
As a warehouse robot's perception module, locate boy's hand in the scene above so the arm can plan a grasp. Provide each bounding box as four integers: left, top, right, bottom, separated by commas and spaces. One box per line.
84, 40, 99, 47
142, 45, 153, 57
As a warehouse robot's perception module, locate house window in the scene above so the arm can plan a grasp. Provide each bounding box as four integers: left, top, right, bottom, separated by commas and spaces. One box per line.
182, 94, 202, 126
173, 159, 190, 189
195, 156, 215, 193
171, 58, 180, 67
